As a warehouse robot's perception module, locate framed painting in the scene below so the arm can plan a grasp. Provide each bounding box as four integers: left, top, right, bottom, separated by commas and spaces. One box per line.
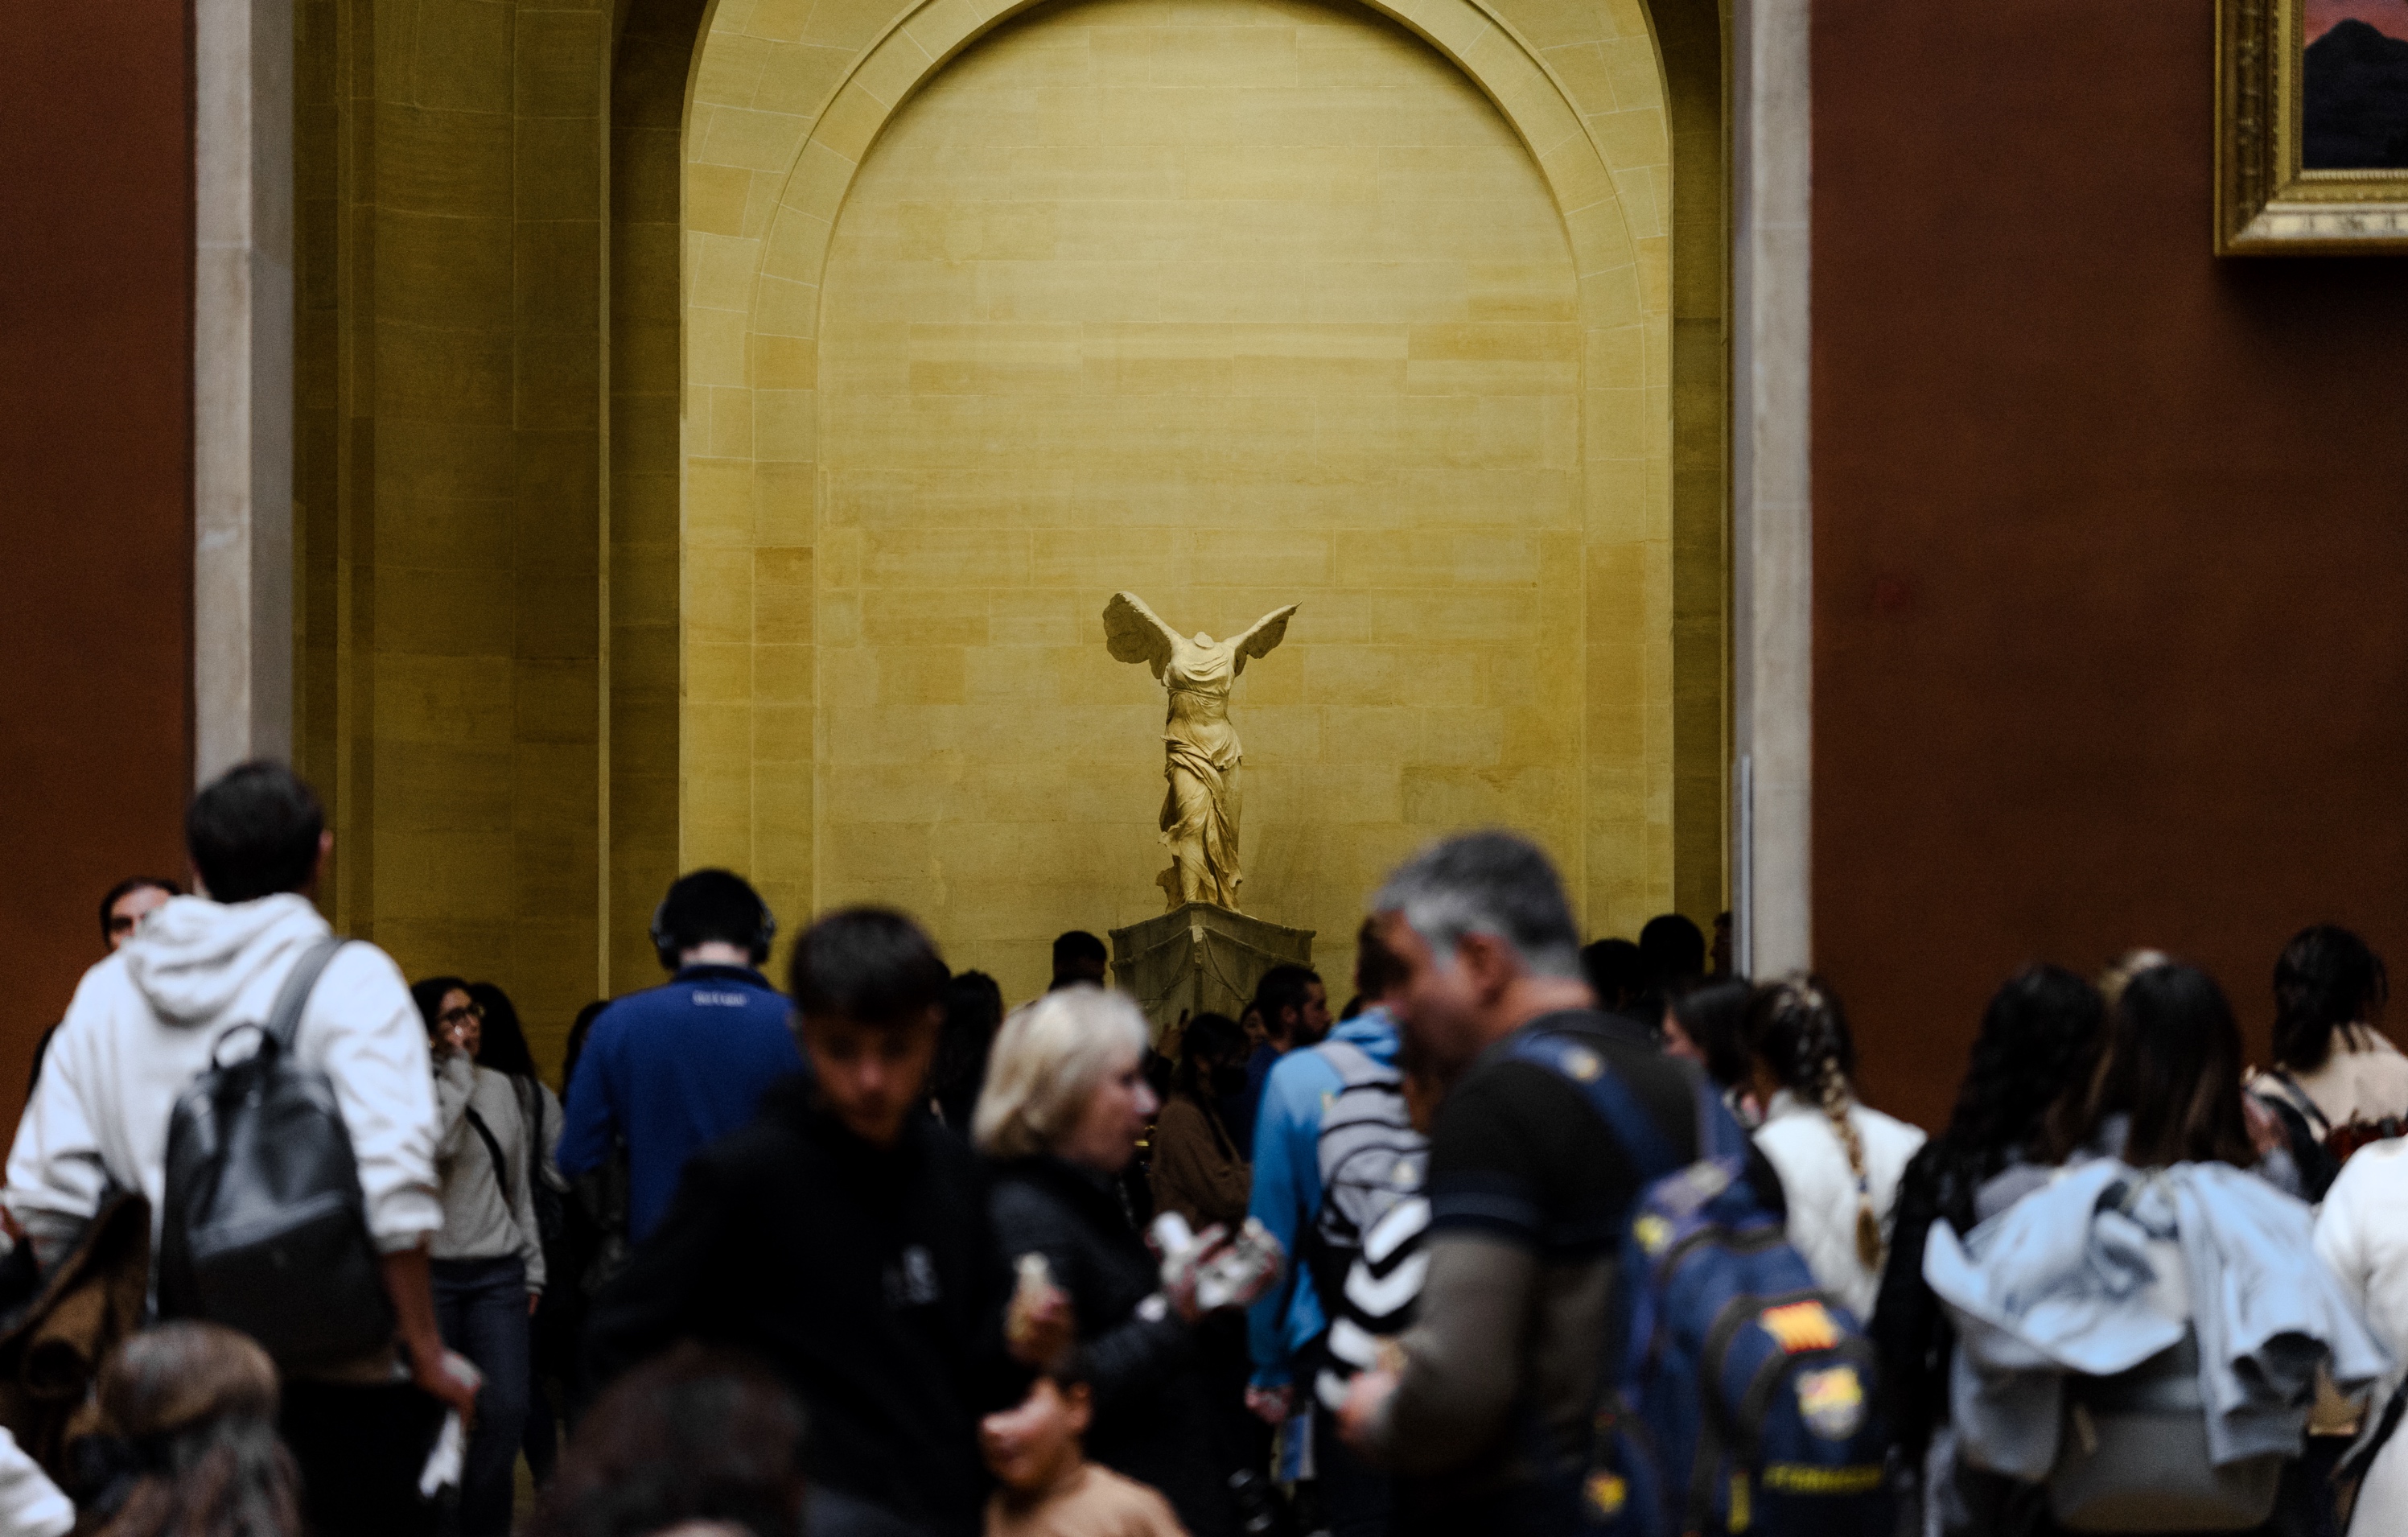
2218, 0, 2408, 253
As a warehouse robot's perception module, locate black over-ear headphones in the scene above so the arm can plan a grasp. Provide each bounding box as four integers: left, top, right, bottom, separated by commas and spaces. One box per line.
649, 874, 777, 970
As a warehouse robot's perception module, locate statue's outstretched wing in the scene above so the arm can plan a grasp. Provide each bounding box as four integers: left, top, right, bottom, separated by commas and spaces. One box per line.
1104, 591, 1179, 680
1231, 604, 1298, 674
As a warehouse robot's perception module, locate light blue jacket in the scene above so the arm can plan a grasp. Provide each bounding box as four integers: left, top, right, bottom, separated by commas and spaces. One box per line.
1925, 1156, 2389, 1478
1245, 1009, 1402, 1388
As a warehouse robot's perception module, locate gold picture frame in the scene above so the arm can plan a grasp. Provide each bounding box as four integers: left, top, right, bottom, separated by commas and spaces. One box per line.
2217, 0, 2408, 253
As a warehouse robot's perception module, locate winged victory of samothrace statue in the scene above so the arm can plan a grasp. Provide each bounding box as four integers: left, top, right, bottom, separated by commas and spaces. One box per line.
1103, 591, 1298, 912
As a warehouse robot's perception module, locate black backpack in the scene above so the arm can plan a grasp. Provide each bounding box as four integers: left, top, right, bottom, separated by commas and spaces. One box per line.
157, 936, 397, 1370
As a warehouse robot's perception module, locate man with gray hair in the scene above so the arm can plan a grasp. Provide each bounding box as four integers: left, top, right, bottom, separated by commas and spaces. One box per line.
1332, 831, 1784, 1535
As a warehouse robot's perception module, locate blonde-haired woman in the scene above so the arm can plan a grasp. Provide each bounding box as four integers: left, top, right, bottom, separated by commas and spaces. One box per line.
1740, 976, 1925, 1320
978, 987, 1237, 1537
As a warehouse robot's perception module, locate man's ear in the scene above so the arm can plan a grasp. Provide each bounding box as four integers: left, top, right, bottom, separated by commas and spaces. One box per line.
1061, 1380, 1093, 1436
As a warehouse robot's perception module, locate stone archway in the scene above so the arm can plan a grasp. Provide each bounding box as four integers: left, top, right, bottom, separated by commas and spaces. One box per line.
672, 0, 1724, 994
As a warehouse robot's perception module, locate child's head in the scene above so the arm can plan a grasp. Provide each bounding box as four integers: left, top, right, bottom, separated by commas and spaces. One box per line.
979, 1371, 1092, 1496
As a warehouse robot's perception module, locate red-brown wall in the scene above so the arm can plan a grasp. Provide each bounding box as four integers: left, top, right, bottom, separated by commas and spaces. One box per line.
0, 3, 194, 1119
1814, 0, 2408, 1129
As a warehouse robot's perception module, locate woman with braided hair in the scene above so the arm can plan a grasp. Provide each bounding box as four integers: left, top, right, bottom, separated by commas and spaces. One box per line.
1740, 975, 1925, 1319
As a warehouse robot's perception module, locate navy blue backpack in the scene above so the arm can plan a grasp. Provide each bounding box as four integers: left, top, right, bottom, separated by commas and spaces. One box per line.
1504, 1027, 1891, 1537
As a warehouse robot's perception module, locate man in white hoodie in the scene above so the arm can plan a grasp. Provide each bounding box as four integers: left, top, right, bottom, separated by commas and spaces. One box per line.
3, 760, 475, 1537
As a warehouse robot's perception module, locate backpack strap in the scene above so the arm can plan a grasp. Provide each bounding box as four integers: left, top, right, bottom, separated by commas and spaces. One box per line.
1500, 1028, 1681, 1181
2257, 1068, 2332, 1138
265, 936, 348, 1054
1316, 1037, 1399, 1092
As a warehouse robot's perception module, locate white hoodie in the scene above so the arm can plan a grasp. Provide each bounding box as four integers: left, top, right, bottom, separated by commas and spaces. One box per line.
2314, 1139, 2408, 1536
4, 892, 442, 1264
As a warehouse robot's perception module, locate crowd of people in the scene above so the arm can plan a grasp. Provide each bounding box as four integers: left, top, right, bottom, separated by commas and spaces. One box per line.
0, 759, 2406, 1537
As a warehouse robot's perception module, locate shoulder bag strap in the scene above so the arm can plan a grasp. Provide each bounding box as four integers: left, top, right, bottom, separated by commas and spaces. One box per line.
2338, 1374, 2408, 1492
1316, 1037, 1396, 1091
2262, 1068, 2333, 1136
463, 1101, 511, 1197
1499, 1028, 1681, 1180
265, 935, 348, 1053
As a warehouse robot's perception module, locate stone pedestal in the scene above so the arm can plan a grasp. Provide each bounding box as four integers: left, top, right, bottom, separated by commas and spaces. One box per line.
1110, 903, 1315, 1041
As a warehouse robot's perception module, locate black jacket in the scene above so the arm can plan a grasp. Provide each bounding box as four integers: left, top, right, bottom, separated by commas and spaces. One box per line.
988, 1155, 1237, 1537
585, 1076, 1024, 1537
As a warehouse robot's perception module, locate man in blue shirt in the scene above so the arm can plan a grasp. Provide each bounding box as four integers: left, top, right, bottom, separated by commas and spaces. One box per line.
1235, 964, 1330, 1153
559, 869, 803, 1241
1247, 928, 1406, 1532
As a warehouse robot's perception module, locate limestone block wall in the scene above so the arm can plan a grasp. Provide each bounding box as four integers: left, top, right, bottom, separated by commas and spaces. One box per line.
294, 0, 610, 1064
290, 0, 1731, 1026
678, 0, 1725, 1000
813, 0, 1589, 985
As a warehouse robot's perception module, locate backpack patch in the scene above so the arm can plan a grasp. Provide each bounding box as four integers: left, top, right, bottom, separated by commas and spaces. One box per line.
1500, 1026, 1893, 1537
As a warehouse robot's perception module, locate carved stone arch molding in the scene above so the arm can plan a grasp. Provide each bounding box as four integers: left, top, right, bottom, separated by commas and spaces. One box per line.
664, 0, 1733, 995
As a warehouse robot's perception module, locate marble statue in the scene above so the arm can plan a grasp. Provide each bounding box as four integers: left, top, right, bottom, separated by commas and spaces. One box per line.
1104, 591, 1298, 911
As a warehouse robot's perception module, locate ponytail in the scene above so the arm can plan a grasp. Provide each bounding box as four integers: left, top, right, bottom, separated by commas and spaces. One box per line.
1747, 975, 1883, 1271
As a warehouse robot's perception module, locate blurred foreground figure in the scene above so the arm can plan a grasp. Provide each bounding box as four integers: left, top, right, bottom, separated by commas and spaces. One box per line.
526, 1344, 808, 1537
5, 761, 469, 1535
87, 1322, 299, 1537
1336, 831, 1786, 1536
585, 908, 1066, 1535
980, 1365, 1187, 1537
979, 985, 1277, 1537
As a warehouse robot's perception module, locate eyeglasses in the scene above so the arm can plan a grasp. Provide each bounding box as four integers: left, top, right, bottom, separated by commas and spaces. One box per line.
437, 1003, 485, 1029
106, 916, 139, 935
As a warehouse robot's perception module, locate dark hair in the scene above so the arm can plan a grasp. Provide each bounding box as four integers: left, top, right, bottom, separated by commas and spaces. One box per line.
1672, 979, 1754, 1089
562, 999, 609, 1096
410, 975, 471, 1038
184, 762, 323, 904
1051, 931, 1109, 979
1174, 1012, 1247, 1102
1353, 917, 1407, 1003
2053, 962, 2256, 1171
1582, 937, 1645, 1012
789, 907, 948, 1027
1253, 965, 1322, 1042
2272, 924, 2389, 1073
930, 970, 1006, 1130
1373, 830, 1582, 978
654, 869, 773, 967
1746, 976, 1882, 1268
1639, 913, 1706, 987
1043, 1350, 1094, 1395
93, 1321, 299, 1537
468, 982, 540, 1081
100, 877, 183, 943
528, 1345, 807, 1537
1938, 966, 2105, 1185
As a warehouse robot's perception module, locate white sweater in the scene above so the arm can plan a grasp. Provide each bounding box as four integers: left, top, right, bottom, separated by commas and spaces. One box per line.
5, 893, 443, 1263
1751, 1090, 1926, 1319
2313, 1139, 2408, 1535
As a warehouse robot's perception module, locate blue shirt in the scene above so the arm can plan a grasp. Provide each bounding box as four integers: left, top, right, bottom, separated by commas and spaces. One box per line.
1245, 1008, 1402, 1387
558, 964, 805, 1240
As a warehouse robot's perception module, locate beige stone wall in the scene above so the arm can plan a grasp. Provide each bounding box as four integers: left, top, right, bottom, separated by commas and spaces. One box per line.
288, 0, 1729, 1030
812, 0, 1588, 999
293, 0, 609, 1067
678, 0, 1698, 998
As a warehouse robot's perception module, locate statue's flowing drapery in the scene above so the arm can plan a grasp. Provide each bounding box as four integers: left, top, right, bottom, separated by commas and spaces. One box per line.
1161, 648, 1242, 907
1104, 591, 1296, 912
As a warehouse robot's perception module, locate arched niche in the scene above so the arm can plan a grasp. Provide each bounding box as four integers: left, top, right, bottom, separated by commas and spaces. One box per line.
652, 0, 1727, 995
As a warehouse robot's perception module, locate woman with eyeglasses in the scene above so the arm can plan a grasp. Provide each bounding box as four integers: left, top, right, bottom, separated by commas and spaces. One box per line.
410, 976, 546, 1537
